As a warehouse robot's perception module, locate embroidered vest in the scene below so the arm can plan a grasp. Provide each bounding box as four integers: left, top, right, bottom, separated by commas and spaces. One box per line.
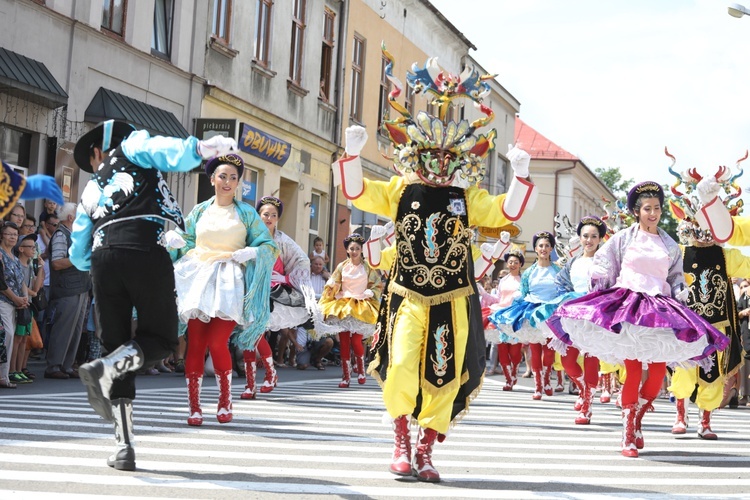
684, 245, 731, 329
390, 184, 475, 305
83, 146, 185, 250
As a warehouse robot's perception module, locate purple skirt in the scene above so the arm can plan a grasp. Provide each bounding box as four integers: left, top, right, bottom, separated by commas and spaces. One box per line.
547, 287, 729, 369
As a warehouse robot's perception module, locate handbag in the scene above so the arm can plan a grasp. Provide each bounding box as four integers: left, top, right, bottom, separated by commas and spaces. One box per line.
28, 318, 43, 350
31, 288, 48, 314
16, 306, 32, 326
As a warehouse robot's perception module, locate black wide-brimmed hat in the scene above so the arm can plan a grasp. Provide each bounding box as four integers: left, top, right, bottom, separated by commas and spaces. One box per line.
74, 120, 136, 173
577, 215, 607, 238
205, 153, 245, 178
627, 181, 664, 212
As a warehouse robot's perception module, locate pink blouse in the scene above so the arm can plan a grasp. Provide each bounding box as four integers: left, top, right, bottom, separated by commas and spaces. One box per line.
496, 274, 522, 308
336, 262, 369, 299
616, 230, 670, 296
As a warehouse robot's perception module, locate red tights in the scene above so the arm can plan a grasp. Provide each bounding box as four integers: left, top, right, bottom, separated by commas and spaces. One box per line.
529, 342, 555, 372
185, 318, 236, 376
560, 347, 599, 387
339, 331, 364, 361
244, 334, 273, 363
621, 359, 667, 407
499, 343, 522, 367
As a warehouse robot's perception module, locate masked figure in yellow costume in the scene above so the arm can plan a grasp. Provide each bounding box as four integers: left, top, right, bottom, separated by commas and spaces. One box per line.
667, 149, 747, 439
332, 46, 535, 482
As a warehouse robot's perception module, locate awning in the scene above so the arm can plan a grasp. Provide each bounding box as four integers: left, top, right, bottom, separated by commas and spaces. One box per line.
0, 47, 68, 108
84, 87, 189, 138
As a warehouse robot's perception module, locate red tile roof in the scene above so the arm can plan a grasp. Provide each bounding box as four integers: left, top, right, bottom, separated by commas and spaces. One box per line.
514, 118, 579, 161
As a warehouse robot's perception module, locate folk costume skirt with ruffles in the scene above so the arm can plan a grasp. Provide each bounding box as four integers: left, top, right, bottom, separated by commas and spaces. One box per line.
547, 287, 730, 370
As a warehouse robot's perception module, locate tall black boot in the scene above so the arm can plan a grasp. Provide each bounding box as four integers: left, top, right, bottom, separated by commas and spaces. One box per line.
79, 341, 144, 421
108, 398, 136, 471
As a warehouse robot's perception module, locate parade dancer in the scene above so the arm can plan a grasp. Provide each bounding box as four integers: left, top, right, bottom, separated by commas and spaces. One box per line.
71, 120, 236, 470
666, 151, 747, 439
332, 47, 537, 482
488, 250, 525, 390
319, 233, 381, 387
166, 154, 277, 426
542, 216, 605, 423
548, 181, 729, 458
490, 232, 561, 400
240, 196, 324, 399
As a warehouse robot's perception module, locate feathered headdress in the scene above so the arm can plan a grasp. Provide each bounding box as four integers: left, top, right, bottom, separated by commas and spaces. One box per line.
600, 197, 633, 236
666, 147, 746, 244
379, 44, 497, 187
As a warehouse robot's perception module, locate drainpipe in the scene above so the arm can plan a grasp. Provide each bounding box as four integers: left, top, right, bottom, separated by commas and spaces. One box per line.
328, 0, 349, 265
553, 160, 578, 226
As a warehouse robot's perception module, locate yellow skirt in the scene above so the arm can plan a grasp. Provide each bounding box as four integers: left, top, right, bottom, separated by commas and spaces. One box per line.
319, 296, 379, 325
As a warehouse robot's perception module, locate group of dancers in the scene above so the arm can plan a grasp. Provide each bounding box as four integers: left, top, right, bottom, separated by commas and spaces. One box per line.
44, 42, 744, 483
485, 154, 745, 458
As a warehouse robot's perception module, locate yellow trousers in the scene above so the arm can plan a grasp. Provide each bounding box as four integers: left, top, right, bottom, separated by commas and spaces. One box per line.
383, 296, 469, 434
669, 365, 724, 411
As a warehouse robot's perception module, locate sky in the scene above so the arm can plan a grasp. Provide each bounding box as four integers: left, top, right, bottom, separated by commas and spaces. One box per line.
429, 0, 750, 200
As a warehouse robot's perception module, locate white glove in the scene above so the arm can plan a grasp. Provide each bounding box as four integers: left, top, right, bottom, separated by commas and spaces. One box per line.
369, 224, 387, 241
500, 231, 510, 244
480, 242, 494, 259
696, 177, 721, 204
590, 264, 608, 280
198, 135, 238, 159
232, 247, 257, 263
675, 287, 690, 303
507, 144, 531, 178
164, 230, 186, 249
363, 289, 374, 299
271, 271, 289, 284
345, 126, 368, 156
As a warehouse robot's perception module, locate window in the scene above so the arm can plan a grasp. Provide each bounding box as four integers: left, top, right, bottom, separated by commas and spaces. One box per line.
289, 0, 306, 84
405, 84, 415, 116
255, 0, 273, 65
308, 191, 322, 254
241, 168, 259, 207
319, 8, 335, 102
377, 55, 391, 133
102, 0, 127, 36
350, 35, 365, 122
211, 0, 232, 42
152, 0, 174, 56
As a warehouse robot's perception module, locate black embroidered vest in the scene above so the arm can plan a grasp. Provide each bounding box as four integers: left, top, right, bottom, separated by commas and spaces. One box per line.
83, 146, 185, 250
684, 245, 731, 329
390, 184, 475, 305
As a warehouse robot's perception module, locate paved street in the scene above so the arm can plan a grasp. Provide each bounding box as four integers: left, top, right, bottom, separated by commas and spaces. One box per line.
2, 361, 750, 499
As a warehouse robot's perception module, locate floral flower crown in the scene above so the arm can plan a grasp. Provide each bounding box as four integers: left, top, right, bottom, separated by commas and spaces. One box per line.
379, 44, 497, 187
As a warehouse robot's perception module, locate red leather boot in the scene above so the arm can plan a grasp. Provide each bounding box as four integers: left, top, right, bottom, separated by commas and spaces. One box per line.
215, 369, 233, 424
241, 350, 256, 400
356, 356, 366, 385
339, 359, 351, 388
634, 397, 654, 450
390, 415, 411, 475
575, 382, 596, 425
509, 362, 519, 389
412, 427, 440, 482
501, 362, 513, 391
259, 355, 277, 394
542, 366, 553, 397
572, 376, 586, 411
532, 370, 543, 400
698, 409, 718, 440
186, 373, 203, 426
672, 398, 688, 434
621, 404, 638, 458
600, 373, 612, 404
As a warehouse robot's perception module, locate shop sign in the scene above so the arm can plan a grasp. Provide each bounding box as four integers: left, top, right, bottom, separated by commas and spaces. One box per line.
238, 123, 291, 166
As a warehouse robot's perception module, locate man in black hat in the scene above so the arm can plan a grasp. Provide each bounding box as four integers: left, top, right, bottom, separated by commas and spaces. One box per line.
70, 119, 236, 471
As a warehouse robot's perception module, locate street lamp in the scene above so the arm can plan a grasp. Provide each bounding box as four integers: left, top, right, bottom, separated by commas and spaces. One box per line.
729, 3, 750, 18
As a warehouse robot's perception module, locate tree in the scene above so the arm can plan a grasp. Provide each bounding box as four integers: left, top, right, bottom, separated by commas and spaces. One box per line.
594, 166, 634, 196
